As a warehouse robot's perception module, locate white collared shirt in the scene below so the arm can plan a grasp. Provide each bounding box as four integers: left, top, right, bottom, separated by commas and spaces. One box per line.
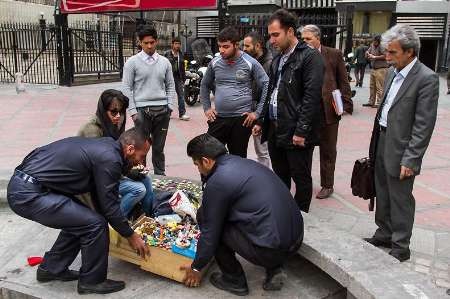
379, 57, 417, 127
138, 50, 159, 65
269, 41, 298, 120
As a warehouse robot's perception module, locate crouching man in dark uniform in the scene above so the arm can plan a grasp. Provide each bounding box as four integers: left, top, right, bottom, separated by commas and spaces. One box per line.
181, 133, 303, 296
7, 128, 150, 295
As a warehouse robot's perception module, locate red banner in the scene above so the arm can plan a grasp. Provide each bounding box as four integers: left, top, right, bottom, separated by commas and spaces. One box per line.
60, 0, 217, 13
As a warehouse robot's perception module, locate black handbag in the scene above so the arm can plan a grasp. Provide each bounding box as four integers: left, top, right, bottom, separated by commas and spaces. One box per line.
351, 157, 375, 211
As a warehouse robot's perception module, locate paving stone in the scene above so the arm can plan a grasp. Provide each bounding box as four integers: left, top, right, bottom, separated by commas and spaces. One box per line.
415, 257, 433, 267
414, 265, 430, 274
436, 279, 450, 289
410, 228, 435, 256
434, 261, 450, 271
434, 270, 450, 280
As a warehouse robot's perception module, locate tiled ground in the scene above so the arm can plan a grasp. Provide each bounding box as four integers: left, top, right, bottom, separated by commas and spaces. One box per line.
0, 71, 449, 289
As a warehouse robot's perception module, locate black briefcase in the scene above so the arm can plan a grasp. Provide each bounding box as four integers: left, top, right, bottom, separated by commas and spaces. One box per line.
351, 157, 375, 211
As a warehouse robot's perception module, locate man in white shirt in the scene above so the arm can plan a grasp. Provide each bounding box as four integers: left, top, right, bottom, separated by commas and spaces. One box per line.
364, 25, 439, 262
122, 26, 176, 176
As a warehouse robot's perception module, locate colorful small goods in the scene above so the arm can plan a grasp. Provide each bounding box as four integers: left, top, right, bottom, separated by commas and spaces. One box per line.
134, 216, 200, 258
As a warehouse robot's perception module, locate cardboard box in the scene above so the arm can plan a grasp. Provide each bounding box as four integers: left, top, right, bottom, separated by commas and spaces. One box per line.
109, 216, 196, 282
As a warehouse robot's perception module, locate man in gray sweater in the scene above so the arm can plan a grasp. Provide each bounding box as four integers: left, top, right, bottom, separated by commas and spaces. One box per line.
122, 26, 176, 175
200, 27, 269, 158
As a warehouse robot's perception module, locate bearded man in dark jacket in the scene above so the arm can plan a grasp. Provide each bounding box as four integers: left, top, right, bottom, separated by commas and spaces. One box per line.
253, 9, 325, 213
243, 31, 273, 168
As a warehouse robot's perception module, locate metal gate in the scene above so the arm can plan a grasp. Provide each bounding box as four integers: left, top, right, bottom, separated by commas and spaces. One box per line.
0, 22, 59, 84
68, 25, 124, 84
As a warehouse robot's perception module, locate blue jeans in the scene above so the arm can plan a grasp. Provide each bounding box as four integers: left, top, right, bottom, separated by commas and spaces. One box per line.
119, 176, 154, 217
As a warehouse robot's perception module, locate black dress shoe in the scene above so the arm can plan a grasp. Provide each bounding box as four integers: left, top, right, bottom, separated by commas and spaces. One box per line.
389, 249, 410, 262
263, 267, 287, 291
363, 237, 392, 248
362, 103, 373, 107
77, 279, 125, 295
209, 272, 249, 296
36, 267, 79, 282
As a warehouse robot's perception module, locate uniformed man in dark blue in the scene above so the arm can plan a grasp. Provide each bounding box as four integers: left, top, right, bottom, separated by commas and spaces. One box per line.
181, 134, 303, 296
7, 128, 150, 295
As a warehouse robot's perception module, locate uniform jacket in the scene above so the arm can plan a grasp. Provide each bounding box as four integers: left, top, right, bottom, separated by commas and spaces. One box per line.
192, 154, 303, 270
164, 49, 185, 81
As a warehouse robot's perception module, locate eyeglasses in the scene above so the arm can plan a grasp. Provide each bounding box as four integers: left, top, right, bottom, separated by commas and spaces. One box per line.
108, 109, 122, 117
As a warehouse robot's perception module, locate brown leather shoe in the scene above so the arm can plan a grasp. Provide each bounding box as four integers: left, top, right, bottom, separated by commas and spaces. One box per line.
316, 188, 333, 199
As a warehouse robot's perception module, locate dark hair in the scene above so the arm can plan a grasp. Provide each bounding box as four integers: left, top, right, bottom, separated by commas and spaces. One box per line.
137, 26, 158, 40
244, 31, 264, 47
269, 9, 297, 32
172, 37, 181, 44
96, 89, 129, 140
374, 35, 381, 43
187, 134, 227, 160
217, 26, 240, 44
119, 128, 150, 149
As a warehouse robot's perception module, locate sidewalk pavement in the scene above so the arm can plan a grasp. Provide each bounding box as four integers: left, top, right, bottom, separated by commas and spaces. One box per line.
0, 72, 450, 290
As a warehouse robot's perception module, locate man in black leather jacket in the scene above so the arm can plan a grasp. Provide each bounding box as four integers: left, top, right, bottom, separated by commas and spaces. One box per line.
164, 37, 190, 120
253, 9, 324, 212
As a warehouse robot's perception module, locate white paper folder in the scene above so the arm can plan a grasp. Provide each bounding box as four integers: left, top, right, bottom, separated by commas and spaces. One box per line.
332, 89, 344, 116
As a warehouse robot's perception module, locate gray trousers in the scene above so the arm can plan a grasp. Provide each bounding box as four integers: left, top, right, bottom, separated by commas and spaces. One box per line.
374, 131, 415, 252
252, 134, 270, 168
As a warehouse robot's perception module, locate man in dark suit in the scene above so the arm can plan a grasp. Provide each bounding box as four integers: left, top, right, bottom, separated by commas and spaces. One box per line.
365, 25, 439, 262
181, 134, 303, 295
301, 24, 353, 199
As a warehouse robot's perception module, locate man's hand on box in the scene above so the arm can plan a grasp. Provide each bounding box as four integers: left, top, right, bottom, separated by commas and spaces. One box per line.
180, 264, 202, 287
127, 232, 150, 258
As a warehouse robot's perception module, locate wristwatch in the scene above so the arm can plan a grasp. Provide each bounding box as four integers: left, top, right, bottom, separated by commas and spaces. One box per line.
191, 265, 201, 273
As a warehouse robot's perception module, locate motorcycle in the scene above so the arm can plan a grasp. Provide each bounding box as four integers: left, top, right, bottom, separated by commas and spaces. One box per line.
184, 55, 214, 106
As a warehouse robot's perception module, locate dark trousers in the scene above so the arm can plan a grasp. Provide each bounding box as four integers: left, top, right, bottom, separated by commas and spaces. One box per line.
207, 116, 252, 158
215, 225, 297, 279
135, 106, 170, 175
319, 122, 339, 188
174, 78, 186, 117
374, 131, 415, 252
7, 175, 109, 284
268, 129, 314, 212
354, 63, 366, 86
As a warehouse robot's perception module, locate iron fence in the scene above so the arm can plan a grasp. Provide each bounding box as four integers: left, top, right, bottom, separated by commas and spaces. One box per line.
0, 22, 59, 84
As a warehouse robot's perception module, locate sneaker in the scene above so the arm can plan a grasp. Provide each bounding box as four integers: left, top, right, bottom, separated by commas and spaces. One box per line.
263, 267, 287, 291
77, 279, 125, 295
36, 267, 79, 282
209, 272, 249, 296
179, 114, 191, 121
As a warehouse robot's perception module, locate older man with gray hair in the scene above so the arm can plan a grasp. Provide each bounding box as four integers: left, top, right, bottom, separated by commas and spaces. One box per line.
301, 24, 353, 199
364, 25, 439, 262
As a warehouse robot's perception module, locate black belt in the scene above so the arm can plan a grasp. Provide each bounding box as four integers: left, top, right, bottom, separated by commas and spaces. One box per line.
14, 169, 39, 185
